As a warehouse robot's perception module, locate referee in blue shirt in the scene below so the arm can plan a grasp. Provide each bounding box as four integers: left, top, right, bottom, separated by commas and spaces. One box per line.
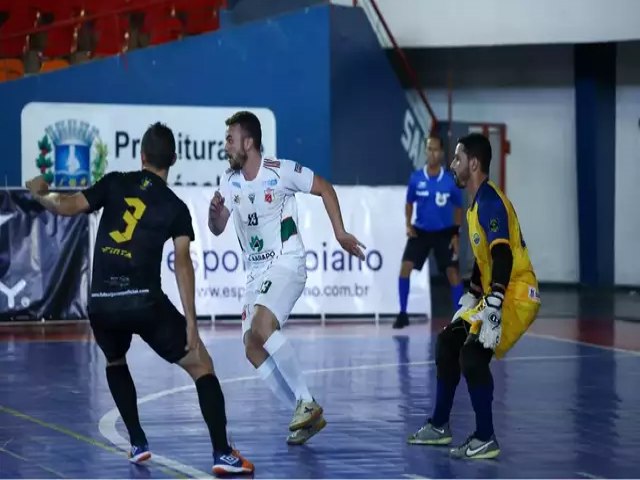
394, 135, 464, 329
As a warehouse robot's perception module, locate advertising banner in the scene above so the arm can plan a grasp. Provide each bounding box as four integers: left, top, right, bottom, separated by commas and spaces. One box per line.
0, 191, 90, 321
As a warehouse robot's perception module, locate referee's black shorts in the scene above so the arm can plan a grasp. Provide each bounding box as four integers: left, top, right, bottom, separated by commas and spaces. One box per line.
89, 295, 188, 364
402, 226, 458, 272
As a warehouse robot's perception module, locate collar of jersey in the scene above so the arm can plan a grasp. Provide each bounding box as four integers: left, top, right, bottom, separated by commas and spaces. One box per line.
471, 178, 491, 209
240, 157, 266, 183
423, 165, 444, 182
141, 168, 166, 183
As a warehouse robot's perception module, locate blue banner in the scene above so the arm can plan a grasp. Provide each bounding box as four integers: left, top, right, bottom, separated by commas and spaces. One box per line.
0, 191, 89, 321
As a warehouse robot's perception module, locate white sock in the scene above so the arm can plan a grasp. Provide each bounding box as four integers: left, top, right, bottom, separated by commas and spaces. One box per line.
263, 331, 314, 402
256, 356, 295, 408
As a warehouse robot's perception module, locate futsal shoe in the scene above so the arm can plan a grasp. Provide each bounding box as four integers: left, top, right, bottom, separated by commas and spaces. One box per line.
407, 420, 452, 445
128, 444, 151, 464
287, 415, 327, 445
392, 312, 409, 329
289, 398, 323, 431
212, 449, 255, 476
449, 434, 500, 459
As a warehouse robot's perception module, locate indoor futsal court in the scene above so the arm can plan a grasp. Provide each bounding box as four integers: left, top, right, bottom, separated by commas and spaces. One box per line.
1, 288, 638, 479
1, 0, 639, 479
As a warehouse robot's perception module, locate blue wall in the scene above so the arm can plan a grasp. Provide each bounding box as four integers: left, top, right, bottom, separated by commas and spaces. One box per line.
1, 4, 416, 186
330, 6, 413, 185
1, 6, 331, 185
575, 43, 616, 287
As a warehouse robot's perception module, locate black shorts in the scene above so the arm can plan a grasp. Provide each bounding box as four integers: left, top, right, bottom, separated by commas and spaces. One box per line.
89, 295, 187, 364
402, 227, 458, 272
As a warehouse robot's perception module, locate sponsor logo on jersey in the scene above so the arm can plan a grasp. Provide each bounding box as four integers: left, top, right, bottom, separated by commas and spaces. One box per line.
250, 235, 264, 252
262, 179, 278, 187
247, 250, 275, 262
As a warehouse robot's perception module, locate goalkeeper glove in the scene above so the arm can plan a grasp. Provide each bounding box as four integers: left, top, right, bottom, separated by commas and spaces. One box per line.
469, 291, 504, 350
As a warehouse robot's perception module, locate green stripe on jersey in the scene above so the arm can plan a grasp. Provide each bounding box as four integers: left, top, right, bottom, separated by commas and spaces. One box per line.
281, 217, 298, 242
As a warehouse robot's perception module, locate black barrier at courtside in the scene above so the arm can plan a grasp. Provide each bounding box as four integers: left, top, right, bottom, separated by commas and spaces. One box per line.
0, 190, 90, 321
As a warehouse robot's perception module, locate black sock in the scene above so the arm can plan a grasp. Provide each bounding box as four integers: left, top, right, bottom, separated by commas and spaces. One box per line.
195, 374, 232, 455
467, 377, 495, 441
106, 364, 147, 446
431, 377, 460, 427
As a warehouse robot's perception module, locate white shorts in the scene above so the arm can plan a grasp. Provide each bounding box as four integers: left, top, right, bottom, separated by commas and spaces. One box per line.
241, 255, 307, 338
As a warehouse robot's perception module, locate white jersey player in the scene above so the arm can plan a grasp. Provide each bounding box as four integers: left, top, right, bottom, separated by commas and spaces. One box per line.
208, 111, 365, 445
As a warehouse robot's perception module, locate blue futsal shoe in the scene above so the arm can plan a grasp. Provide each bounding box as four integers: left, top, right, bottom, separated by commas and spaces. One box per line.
128, 444, 151, 464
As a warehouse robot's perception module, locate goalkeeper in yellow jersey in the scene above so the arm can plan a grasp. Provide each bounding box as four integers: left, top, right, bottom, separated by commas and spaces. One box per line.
407, 133, 541, 460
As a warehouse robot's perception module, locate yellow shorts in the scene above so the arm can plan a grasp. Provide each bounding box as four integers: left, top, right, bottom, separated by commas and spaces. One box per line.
461, 281, 541, 359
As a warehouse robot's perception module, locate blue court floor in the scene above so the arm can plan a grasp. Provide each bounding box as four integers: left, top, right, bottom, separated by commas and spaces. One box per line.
1, 313, 639, 479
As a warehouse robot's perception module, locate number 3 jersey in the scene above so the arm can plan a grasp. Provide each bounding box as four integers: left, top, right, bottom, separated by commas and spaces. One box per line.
82, 170, 195, 312
220, 157, 315, 273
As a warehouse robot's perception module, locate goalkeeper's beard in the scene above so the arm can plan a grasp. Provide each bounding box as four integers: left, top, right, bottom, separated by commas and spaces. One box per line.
453, 170, 466, 188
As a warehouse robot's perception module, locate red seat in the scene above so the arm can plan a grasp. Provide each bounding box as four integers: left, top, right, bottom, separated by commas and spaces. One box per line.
0, 2, 39, 57
141, 1, 175, 33
82, 0, 131, 15
42, 23, 76, 57
174, 0, 220, 35
148, 15, 182, 45
43, 2, 83, 57
77, 0, 132, 56
93, 14, 130, 55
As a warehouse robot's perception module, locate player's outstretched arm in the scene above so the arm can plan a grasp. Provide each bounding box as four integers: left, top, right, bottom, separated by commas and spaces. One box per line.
310, 175, 366, 260
208, 191, 230, 236
173, 235, 200, 351
25, 175, 90, 216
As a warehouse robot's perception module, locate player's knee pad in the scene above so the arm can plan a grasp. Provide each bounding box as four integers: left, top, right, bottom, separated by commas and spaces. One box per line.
436, 329, 462, 380
459, 342, 493, 386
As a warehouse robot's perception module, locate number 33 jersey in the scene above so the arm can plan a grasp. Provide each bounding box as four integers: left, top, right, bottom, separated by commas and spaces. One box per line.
219, 157, 315, 272
82, 170, 194, 311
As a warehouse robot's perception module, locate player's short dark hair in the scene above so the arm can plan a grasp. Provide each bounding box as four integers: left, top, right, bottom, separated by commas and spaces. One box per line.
141, 122, 176, 170
426, 134, 443, 149
458, 133, 492, 174
225, 111, 262, 150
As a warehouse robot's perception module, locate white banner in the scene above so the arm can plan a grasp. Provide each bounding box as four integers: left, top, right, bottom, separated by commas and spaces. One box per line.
21, 102, 276, 188
157, 186, 431, 318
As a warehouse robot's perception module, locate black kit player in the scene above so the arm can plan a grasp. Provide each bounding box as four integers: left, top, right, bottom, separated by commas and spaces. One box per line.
25, 122, 254, 476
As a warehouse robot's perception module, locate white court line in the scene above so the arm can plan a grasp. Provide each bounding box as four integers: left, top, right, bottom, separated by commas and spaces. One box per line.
577, 471, 603, 479
98, 353, 612, 478
527, 332, 640, 357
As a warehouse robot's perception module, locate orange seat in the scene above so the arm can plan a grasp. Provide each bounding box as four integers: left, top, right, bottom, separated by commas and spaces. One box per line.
40, 58, 69, 72
0, 57, 24, 80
